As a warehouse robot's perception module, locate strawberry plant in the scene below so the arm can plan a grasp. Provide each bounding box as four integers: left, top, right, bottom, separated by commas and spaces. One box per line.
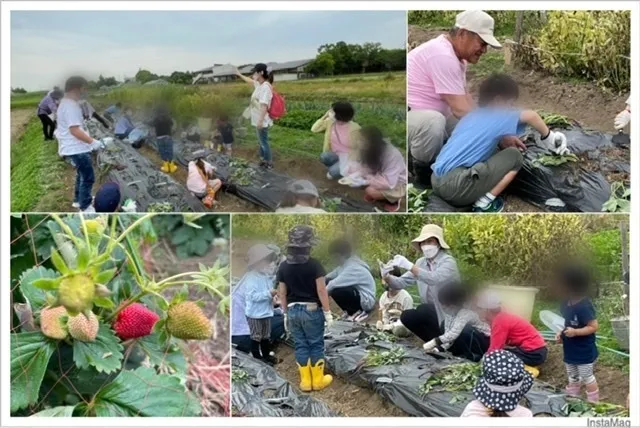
10, 213, 229, 417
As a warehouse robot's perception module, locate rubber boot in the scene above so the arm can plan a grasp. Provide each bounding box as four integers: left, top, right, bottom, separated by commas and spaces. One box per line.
524, 365, 540, 378
297, 360, 312, 392
250, 340, 262, 360
565, 383, 581, 396
260, 340, 279, 365
168, 161, 178, 173
310, 359, 333, 391
586, 388, 600, 403
160, 161, 170, 173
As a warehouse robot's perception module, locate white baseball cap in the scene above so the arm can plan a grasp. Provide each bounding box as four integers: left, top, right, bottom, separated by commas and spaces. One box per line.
476, 290, 502, 310
455, 10, 502, 48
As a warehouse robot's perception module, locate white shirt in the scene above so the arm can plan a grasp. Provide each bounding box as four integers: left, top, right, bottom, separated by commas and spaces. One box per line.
55, 98, 93, 156
250, 81, 273, 128
275, 205, 326, 213
379, 289, 414, 324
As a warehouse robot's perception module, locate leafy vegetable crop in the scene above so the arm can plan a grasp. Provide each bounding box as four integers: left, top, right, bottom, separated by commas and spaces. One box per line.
419, 363, 481, 399
364, 347, 406, 367
562, 398, 629, 417
602, 181, 630, 213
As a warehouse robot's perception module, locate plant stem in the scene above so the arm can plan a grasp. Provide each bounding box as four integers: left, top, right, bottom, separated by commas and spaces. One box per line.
50, 213, 82, 248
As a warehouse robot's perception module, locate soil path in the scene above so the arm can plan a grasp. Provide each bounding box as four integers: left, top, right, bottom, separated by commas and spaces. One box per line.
11, 109, 34, 143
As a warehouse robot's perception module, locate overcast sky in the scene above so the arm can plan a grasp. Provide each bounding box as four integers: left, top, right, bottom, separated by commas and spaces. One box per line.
11, 10, 406, 90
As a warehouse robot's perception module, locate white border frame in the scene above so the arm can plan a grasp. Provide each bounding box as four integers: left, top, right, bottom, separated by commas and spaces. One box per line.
2, 1, 638, 427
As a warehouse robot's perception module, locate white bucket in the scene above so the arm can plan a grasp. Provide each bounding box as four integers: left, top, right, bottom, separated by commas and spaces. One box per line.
197, 117, 212, 133
488, 285, 539, 322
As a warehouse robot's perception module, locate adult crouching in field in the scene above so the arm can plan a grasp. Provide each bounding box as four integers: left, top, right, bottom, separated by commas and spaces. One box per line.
384, 224, 460, 342
187, 158, 222, 208
114, 107, 135, 140
311, 102, 361, 179
79, 99, 110, 129
37, 88, 63, 140
56, 76, 105, 213
476, 290, 548, 373
276, 180, 326, 213
422, 285, 490, 362
325, 238, 376, 322
359, 126, 406, 212
407, 10, 502, 185
152, 105, 177, 173
431, 74, 566, 212
232, 244, 286, 355
277, 226, 334, 392
235, 64, 274, 169
103, 102, 122, 126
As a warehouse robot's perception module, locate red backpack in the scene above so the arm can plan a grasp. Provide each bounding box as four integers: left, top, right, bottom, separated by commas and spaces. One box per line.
268, 88, 286, 120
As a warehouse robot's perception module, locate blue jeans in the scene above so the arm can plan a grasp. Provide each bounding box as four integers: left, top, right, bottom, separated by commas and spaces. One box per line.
320, 152, 341, 178
156, 135, 174, 161
69, 153, 95, 210
256, 127, 272, 162
288, 304, 325, 365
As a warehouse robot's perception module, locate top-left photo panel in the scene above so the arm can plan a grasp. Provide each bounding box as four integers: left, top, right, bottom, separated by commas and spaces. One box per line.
10, 10, 407, 214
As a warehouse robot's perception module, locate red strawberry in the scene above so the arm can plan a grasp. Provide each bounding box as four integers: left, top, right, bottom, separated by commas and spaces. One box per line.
112, 303, 159, 340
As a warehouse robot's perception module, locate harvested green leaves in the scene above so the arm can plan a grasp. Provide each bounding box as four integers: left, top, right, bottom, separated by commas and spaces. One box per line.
364, 347, 406, 367
539, 111, 572, 129
365, 331, 397, 344
534, 153, 579, 167
147, 202, 174, 212
602, 181, 630, 212
562, 399, 628, 417
229, 159, 256, 186
322, 197, 342, 213
419, 363, 480, 397
231, 368, 249, 384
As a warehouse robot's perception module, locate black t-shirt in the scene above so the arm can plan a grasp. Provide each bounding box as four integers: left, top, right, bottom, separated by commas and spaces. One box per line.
153, 115, 173, 137
276, 258, 326, 305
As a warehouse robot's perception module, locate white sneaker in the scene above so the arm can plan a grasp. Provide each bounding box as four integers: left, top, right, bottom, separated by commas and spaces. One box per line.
81, 206, 96, 213
326, 172, 333, 180
354, 312, 370, 323
72, 202, 80, 209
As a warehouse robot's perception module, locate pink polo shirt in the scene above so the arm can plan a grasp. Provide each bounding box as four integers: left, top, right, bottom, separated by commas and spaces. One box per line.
407, 35, 467, 115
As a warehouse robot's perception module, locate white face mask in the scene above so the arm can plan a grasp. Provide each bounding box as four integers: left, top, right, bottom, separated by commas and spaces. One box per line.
421, 243, 439, 259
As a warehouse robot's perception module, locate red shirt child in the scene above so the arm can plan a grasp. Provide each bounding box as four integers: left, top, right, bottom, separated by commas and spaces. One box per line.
487, 311, 546, 353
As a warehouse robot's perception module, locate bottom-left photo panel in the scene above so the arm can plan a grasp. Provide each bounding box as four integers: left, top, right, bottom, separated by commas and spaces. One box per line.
9, 213, 230, 417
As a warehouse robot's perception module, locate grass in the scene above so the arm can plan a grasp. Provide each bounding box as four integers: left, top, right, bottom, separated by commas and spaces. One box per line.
11, 91, 46, 110
408, 10, 518, 37
467, 51, 506, 78
11, 118, 70, 212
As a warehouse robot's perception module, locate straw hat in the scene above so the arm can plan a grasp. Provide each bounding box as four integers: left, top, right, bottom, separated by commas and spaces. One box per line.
411, 224, 450, 251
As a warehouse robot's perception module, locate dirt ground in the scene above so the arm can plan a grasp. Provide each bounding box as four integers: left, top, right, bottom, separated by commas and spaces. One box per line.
11, 109, 33, 143
138, 145, 264, 213
408, 26, 630, 212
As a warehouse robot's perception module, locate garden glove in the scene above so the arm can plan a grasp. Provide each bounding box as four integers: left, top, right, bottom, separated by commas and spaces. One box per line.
121, 199, 137, 213
376, 320, 384, 331
614, 109, 631, 130
391, 255, 414, 271
324, 311, 334, 329
540, 130, 568, 155
423, 339, 438, 352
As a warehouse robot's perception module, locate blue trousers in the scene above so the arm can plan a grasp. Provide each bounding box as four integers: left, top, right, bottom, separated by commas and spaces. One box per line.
156, 135, 174, 161
69, 153, 95, 210
288, 304, 326, 365
320, 152, 341, 178
256, 127, 272, 162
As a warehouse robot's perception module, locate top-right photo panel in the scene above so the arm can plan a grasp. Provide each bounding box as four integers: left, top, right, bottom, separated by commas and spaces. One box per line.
407, 10, 631, 213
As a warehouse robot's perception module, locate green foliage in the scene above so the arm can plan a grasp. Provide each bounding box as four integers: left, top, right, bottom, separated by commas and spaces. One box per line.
12, 87, 28, 94
602, 182, 630, 213
276, 110, 322, 131
72, 324, 124, 374
364, 347, 406, 367
408, 10, 521, 37
232, 368, 249, 383
407, 185, 430, 213
534, 153, 579, 167
10, 332, 57, 412
314, 41, 406, 75
539, 111, 572, 128
562, 398, 628, 417
419, 362, 480, 396
305, 51, 336, 76
19, 266, 58, 311
153, 214, 229, 259
365, 331, 397, 344
135, 69, 159, 84
516, 11, 630, 91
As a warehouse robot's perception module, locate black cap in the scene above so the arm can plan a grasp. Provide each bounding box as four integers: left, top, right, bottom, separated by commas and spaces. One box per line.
252, 63, 268, 73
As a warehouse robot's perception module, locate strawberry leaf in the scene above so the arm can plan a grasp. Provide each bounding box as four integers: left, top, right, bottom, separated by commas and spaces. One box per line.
73, 324, 123, 374
18, 266, 59, 311
10, 332, 56, 412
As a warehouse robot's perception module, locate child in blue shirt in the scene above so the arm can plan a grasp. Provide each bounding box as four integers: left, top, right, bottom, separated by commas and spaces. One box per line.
556, 265, 599, 402
431, 73, 568, 212
244, 244, 279, 365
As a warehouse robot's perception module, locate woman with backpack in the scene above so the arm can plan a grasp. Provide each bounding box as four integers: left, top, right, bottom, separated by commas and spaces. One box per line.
235, 64, 276, 169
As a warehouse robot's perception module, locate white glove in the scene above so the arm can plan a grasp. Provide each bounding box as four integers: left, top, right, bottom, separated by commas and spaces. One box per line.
376, 320, 384, 331
391, 255, 414, 271
324, 311, 334, 329
284, 314, 289, 334
614, 109, 631, 130
541, 130, 568, 155
121, 199, 137, 213
90, 139, 106, 151
423, 339, 438, 352
382, 323, 394, 332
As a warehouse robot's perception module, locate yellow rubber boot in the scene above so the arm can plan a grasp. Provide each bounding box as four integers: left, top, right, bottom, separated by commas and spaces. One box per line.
160, 161, 170, 173
168, 161, 178, 173
297, 360, 312, 392
310, 359, 332, 391
524, 365, 540, 378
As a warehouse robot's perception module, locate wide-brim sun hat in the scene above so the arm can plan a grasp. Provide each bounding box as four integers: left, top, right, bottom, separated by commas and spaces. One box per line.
473, 350, 534, 412
246, 244, 276, 268
287, 225, 318, 248
411, 224, 450, 251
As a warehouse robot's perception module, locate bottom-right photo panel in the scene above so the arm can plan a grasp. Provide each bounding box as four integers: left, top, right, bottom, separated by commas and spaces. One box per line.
230, 214, 629, 418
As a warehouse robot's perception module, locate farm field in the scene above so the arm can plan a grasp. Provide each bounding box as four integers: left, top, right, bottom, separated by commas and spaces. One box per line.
11, 72, 406, 213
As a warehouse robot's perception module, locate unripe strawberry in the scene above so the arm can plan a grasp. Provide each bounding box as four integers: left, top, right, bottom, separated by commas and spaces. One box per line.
57, 274, 95, 316
68, 311, 99, 342
113, 303, 159, 340
40, 306, 69, 340
167, 302, 212, 340
84, 219, 104, 235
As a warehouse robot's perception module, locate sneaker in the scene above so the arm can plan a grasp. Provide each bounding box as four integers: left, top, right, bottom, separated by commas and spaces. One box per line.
339, 311, 350, 320
72, 202, 80, 209
347, 311, 362, 322
326, 172, 334, 180
383, 200, 401, 212
354, 311, 370, 323
81, 206, 96, 213
472, 197, 505, 213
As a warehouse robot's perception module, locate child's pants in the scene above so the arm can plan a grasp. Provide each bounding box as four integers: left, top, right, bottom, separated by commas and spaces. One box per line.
565, 362, 596, 385
69, 152, 95, 210
288, 303, 325, 365
156, 135, 174, 162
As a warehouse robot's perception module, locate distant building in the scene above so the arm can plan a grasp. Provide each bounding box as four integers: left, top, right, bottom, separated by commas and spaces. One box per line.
192, 59, 314, 84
